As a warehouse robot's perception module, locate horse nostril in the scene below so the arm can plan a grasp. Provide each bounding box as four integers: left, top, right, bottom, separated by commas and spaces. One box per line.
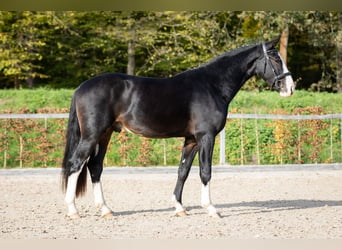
290, 85, 294, 95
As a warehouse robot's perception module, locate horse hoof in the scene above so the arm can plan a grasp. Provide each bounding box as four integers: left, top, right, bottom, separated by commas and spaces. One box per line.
209, 212, 222, 218
101, 211, 114, 218
175, 210, 187, 217
67, 213, 81, 219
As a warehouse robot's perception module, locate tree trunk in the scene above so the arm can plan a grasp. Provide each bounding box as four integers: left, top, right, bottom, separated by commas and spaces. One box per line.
26, 76, 34, 88
127, 29, 136, 76
14, 76, 20, 89
337, 27, 342, 93
280, 26, 289, 64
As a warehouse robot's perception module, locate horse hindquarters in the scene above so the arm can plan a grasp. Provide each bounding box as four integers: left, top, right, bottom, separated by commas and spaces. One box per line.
62, 87, 116, 218
61, 94, 93, 218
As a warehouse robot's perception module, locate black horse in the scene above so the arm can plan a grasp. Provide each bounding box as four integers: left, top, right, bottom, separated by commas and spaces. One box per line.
62, 36, 294, 218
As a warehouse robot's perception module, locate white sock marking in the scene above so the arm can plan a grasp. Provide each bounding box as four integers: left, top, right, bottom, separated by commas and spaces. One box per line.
65, 168, 82, 216
201, 182, 218, 216
93, 182, 112, 216
172, 194, 186, 213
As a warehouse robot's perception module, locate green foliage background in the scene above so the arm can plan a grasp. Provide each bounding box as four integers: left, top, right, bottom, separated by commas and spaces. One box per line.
0, 11, 340, 92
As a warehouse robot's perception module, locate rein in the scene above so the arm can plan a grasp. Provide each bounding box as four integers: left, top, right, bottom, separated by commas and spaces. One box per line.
262, 43, 292, 89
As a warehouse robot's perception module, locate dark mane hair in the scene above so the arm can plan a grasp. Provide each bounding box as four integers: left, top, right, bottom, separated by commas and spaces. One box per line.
179, 42, 261, 75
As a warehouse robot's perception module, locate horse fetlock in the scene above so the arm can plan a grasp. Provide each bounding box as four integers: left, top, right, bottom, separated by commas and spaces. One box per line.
203, 204, 221, 218
174, 203, 187, 217
173, 195, 186, 215
98, 204, 113, 217
65, 202, 80, 219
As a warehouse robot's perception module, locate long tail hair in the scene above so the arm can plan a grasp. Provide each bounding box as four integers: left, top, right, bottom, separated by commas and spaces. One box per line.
61, 95, 87, 197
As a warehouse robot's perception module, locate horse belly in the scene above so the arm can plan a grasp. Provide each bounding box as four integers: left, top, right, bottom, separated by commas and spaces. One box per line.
118, 112, 192, 139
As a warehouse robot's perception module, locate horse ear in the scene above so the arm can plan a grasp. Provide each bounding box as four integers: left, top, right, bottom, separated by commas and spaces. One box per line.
266, 34, 281, 49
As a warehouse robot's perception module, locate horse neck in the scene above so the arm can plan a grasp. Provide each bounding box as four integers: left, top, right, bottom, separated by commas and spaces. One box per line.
207, 45, 260, 104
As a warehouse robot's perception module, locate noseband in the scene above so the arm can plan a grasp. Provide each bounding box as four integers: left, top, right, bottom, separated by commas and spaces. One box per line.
262, 43, 292, 90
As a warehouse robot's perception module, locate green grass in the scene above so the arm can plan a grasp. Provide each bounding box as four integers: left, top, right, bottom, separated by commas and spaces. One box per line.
229, 90, 342, 114
0, 88, 341, 114
0, 88, 74, 112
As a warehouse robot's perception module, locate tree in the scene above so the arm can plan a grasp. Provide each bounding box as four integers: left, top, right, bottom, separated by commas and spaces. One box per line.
0, 11, 339, 92
103, 11, 161, 76
135, 11, 239, 77
0, 11, 50, 89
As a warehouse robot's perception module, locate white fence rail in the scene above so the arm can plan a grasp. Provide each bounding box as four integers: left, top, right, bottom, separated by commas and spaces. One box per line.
1, 112, 341, 120
0, 113, 69, 119
1, 113, 342, 166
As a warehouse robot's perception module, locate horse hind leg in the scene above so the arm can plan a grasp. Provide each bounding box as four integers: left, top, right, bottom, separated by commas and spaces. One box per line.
64, 136, 100, 218
87, 130, 113, 218
64, 153, 90, 219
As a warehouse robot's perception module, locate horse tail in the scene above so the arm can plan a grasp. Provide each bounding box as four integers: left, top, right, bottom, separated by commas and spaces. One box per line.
61, 94, 88, 197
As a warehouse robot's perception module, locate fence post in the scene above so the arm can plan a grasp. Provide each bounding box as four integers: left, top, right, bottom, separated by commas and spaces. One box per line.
163, 139, 167, 166
219, 127, 225, 165
19, 136, 23, 168
340, 117, 342, 161
3, 125, 7, 168
330, 118, 333, 161
3, 150, 6, 168
297, 121, 301, 163
240, 119, 244, 165
254, 118, 260, 165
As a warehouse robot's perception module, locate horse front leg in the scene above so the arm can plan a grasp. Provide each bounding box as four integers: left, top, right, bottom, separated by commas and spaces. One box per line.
198, 133, 221, 218
173, 137, 198, 216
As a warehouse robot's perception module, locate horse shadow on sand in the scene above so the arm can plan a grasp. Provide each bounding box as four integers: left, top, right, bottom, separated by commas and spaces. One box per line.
113, 199, 342, 218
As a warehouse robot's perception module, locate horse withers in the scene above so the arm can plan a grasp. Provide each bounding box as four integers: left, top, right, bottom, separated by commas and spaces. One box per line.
61, 36, 294, 219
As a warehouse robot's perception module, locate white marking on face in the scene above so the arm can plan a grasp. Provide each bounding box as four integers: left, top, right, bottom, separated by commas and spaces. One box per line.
278, 52, 295, 97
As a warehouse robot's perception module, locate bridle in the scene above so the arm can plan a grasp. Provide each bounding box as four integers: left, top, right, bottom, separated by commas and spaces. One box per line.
262, 43, 292, 90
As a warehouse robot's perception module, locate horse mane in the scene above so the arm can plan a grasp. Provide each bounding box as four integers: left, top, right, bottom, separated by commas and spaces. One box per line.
174, 42, 260, 77
205, 43, 260, 65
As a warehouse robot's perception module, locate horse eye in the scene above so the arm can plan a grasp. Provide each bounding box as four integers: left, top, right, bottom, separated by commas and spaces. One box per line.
271, 58, 281, 68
